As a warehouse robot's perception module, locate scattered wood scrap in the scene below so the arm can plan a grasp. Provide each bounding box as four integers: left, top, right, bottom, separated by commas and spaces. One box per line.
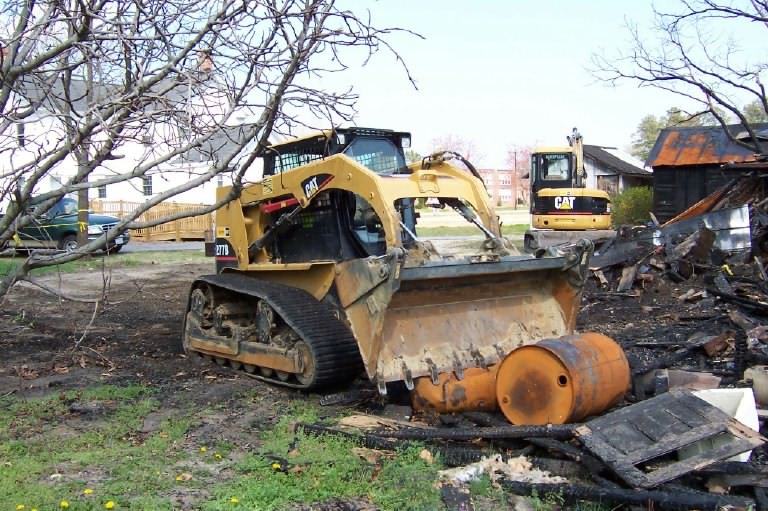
575, 390, 766, 488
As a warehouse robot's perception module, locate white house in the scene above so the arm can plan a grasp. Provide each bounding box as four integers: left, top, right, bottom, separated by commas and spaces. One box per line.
583, 145, 652, 195
1, 61, 261, 212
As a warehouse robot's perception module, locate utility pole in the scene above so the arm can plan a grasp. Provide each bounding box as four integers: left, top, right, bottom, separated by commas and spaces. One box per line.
513, 150, 518, 210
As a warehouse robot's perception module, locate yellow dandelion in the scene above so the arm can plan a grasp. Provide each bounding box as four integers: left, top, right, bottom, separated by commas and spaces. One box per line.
31, 508, 38, 511
104, 501, 115, 509
214, 453, 223, 460
60, 501, 70, 509
84, 488, 94, 495
271, 462, 281, 471
229, 496, 239, 505
16, 505, 25, 510
199, 446, 207, 453
175, 475, 183, 481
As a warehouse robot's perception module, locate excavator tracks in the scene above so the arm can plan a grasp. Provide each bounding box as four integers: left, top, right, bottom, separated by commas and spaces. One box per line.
183, 273, 364, 389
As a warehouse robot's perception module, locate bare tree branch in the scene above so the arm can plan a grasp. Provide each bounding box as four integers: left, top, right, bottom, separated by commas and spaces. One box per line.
592, 0, 768, 152
0, 0, 419, 299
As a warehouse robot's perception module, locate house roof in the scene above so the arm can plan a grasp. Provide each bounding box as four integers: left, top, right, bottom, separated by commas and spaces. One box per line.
176, 123, 258, 164
14, 74, 250, 165
646, 123, 768, 167
583, 145, 651, 177
14, 72, 215, 117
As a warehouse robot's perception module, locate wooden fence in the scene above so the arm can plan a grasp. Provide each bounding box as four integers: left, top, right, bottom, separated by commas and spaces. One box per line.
90, 200, 214, 241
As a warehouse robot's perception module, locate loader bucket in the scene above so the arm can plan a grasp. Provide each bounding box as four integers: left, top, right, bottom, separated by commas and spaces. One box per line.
335, 241, 592, 395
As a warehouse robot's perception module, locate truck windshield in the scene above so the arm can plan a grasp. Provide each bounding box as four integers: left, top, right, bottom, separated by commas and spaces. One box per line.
538, 153, 571, 181
343, 137, 405, 175
59, 197, 78, 215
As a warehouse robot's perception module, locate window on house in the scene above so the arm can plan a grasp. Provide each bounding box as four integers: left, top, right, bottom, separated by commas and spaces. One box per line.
16, 122, 25, 147
596, 175, 619, 196
142, 175, 153, 196
98, 184, 107, 199
217, 174, 224, 187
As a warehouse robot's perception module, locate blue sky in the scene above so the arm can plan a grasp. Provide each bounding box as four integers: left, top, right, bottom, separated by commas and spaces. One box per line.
311, 1, 716, 167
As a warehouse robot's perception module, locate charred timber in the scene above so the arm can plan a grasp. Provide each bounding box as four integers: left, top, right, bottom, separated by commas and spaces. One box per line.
501, 480, 755, 511
370, 425, 575, 440
295, 422, 526, 467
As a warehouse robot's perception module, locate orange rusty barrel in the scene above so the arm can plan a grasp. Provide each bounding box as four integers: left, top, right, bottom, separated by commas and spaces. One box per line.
495, 332, 629, 425
412, 366, 499, 413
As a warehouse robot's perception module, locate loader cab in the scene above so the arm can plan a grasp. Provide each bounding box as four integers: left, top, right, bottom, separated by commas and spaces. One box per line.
258, 128, 414, 262
261, 128, 411, 177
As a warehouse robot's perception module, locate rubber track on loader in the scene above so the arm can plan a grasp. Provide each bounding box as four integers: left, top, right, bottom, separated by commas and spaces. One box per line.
193, 273, 364, 388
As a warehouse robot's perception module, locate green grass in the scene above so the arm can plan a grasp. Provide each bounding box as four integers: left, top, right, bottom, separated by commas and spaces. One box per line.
0, 384, 195, 510
0, 386, 610, 510
418, 223, 528, 237
205, 403, 443, 511
0, 249, 208, 277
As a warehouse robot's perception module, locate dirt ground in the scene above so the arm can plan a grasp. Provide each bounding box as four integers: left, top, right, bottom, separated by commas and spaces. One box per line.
0, 258, 763, 508
0, 261, 303, 423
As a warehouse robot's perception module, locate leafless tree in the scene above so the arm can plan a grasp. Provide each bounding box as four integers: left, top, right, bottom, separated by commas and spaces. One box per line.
506, 145, 531, 207
0, 0, 417, 298
592, 0, 768, 152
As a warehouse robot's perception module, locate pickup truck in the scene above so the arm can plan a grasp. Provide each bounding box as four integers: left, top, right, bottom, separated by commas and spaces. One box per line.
1, 197, 129, 253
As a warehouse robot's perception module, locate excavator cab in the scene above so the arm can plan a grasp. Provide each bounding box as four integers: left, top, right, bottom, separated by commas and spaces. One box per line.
524, 129, 613, 251
530, 150, 575, 196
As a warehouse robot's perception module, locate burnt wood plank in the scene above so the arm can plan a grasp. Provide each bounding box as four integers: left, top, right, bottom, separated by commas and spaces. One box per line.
624, 422, 725, 465
598, 421, 656, 454
576, 390, 767, 489
630, 411, 678, 442
641, 437, 761, 487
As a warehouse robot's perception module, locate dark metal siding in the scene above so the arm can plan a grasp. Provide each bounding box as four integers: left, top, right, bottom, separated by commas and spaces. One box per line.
652, 166, 750, 222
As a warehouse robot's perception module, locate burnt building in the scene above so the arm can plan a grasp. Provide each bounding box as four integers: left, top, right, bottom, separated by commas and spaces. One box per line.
647, 123, 768, 222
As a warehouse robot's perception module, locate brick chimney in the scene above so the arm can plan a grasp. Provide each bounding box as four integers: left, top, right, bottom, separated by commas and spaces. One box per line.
197, 50, 213, 74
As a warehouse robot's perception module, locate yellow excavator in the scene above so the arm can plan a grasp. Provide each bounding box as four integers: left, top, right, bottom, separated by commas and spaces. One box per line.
186, 127, 628, 423
524, 129, 613, 251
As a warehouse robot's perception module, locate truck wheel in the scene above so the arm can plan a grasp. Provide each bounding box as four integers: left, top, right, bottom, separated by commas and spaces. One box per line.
59, 234, 79, 253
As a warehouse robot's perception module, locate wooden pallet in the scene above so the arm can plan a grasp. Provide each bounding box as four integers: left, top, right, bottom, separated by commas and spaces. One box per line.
575, 389, 766, 488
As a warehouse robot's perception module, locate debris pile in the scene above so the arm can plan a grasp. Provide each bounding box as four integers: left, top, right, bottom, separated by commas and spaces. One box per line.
293, 174, 768, 510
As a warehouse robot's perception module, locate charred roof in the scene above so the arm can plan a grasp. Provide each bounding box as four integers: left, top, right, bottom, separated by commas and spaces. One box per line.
647, 123, 768, 167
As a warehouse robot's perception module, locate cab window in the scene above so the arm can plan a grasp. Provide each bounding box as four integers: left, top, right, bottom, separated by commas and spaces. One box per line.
60, 198, 78, 215
343, 138, 405, 175
539, 154, 571, 181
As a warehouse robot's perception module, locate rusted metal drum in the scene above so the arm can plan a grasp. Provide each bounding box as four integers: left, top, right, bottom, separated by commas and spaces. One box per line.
412, 366, 499, 413
495, 333, 629, 425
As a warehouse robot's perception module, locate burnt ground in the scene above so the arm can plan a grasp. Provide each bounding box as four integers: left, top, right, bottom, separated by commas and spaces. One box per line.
0, 262, 301, 429
0, 258, 765, 508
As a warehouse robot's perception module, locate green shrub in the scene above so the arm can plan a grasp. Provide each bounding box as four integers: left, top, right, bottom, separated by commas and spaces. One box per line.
610, 186, 653, 227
